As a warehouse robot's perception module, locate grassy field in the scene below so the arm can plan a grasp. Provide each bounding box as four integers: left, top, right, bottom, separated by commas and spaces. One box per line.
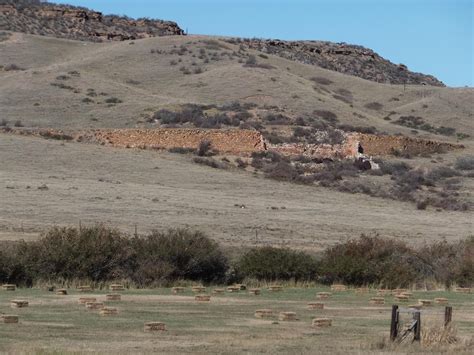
0, 285, 473, 353
1, 134, 472, 250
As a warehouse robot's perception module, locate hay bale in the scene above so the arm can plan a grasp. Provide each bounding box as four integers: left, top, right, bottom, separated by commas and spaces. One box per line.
355, 287, 369, 294
418, 299, 433, 307
85, 302, 104, 310
2, 284, 16, 291
391, 288, 407, 295
454, 287, 471, 294
376, 289, 390, 296
307, 302, 324, 310
195, 294, 211, 302
235, 284, 247, 291
279, 312, 297, 321
212, 288, 225, 294
10, 300, 28, 308
226, 286, 240, 293
369, 297, 385, 305
55, 289, 68, 295
172, 287, 186, 294
248, 288, 261, 295
144, 321, 166, 332
312, 318, 332, 328
78, 297, 97, 304
106, 294, 122, 301
268, 285, 283, 292
254, 309, 273, 318
109, 284, 125, 291
394, 294, 410, 302
100, 307, 118, 316
1, 315, 19, 324
316, 292, 332, 300
191, 286, 206, 293
408, 303, 422, 310
330, 284, 347, 292
77, 285, 92, 292
434, 297, 448, 305
400, 291, 413, 298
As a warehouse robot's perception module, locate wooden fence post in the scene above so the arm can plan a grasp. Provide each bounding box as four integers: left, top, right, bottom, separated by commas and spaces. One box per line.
413, 311, 421, 342
390, 305, 399, 341
444, 306, 452, 327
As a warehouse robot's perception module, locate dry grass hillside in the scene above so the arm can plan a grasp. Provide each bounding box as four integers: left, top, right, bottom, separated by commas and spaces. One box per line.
0, 30, 473, 247
0, 31, 472, 141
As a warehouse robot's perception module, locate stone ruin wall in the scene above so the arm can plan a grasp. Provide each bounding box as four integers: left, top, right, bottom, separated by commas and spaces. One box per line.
350, 133, 463, 156
88, 128, 266, 155
2, 127, 463, 158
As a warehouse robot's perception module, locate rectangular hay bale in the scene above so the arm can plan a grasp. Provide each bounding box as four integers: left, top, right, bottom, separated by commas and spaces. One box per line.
10, 300, 29, 308
279, 312, 297, 321
144, 322, 166, 332
2, 284, 16, 291
78, 297, 97, 304
195, 294, 211, 302
1, 315, 19, 324
100, 307, 118, 316
106, 294, 122, 301
255, 309, 273, 318
312, 318, 332, 328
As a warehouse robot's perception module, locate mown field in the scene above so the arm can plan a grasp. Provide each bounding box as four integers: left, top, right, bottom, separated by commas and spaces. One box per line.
1, 286, 473, 353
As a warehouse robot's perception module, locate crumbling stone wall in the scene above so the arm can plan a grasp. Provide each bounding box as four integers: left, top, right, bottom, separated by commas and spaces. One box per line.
350, 134, 463, 156
89, 128, 265, 155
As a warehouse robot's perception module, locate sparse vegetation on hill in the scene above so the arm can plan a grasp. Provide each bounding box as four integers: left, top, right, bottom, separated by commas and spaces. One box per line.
225, 38, 445, 86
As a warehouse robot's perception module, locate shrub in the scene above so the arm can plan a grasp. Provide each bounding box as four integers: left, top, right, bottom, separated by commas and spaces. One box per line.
455, 156, 474, 170
377, 160, 411, 175
319, 235, 430, 287
105, 97, 123, 104
39, 131, 74, 141
417, 237, 474, 287
237, 247, 318, 281
131, 229, 228, 284
313, 110, 338, 125
364, 102, 384, 110
235, 158, 248, 169
30, 226, 133, 281
14, 120, 23, 127
0, 119, 9, 127
168, 147, 195, 154
310, 76, 333, 85
3, 63, 24, 71
193, 157, 226, 169
197, 140, 212, 156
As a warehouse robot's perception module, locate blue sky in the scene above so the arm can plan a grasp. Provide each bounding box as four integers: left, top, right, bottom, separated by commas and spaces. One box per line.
54, 0, 473, 87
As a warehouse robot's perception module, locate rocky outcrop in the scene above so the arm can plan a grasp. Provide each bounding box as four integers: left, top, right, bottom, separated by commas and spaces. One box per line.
0, 1, 184, 42
236, 39, 444, 86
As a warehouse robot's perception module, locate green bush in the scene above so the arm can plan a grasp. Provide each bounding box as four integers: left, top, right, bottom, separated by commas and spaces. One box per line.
131, 229, 228, 284
237, 246, 318, 282
30, 226, 133, 281
319, 235, 430, 288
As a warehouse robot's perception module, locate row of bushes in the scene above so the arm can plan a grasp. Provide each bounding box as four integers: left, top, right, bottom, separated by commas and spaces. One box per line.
0, 226, 472, 288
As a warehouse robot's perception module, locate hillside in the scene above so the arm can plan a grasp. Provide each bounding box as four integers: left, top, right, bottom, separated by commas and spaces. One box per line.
0, 32, 472, 139
0, 2, 473, 248
0, 0, 184, 41
0, 0, 447, 86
